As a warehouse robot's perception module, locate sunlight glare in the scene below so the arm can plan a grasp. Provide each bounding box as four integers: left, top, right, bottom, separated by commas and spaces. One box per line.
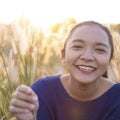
0, 0, 120, 29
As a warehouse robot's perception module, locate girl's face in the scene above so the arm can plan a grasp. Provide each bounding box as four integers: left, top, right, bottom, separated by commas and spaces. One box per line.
62, 25, 111, 84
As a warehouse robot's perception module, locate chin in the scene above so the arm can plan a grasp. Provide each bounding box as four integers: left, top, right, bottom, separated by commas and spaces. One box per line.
74, 76, 98, 85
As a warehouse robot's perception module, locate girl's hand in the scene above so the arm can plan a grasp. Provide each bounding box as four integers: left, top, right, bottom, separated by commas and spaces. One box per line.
9, 85, 39, 120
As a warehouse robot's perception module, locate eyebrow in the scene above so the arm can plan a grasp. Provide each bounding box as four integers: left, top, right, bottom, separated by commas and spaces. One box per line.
72, 39, 83, 43
96, 43, 109, 48
72, 39, 109, 48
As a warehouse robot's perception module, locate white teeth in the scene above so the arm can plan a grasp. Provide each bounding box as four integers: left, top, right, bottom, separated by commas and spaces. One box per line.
78, 66, 95, 71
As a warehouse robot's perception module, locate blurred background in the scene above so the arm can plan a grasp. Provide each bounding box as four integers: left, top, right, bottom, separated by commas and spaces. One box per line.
0, 0, 120, 119
0, 0, 120, 28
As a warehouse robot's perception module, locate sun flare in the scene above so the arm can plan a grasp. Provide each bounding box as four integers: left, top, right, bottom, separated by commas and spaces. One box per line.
0, 0, 120, 29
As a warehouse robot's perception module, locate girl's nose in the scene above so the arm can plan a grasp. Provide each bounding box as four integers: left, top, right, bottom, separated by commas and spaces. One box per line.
80, 50, 94, 61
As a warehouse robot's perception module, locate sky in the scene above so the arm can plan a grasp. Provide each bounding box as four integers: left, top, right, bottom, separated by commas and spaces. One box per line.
0, 0, 120, 28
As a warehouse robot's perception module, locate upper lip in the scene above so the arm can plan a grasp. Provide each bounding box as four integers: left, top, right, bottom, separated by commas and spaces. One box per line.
75, 64, 96, 69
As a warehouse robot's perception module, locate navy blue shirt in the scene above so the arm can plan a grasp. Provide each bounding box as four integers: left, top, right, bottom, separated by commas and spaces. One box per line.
31, 75, 120, 120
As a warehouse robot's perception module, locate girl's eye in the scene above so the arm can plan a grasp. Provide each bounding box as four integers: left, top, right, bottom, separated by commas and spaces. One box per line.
95, 49, 106, 53
72, 45, 83, 49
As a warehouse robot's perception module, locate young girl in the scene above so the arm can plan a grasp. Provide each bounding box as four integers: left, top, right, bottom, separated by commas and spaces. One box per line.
9, 21, 120, 120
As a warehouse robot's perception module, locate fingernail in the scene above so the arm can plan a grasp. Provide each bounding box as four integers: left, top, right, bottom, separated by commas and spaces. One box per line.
33, 97, 38, 101
30, 104, 35, 109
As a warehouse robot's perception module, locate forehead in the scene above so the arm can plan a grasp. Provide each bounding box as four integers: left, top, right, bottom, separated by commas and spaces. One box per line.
69, 25, 109, 45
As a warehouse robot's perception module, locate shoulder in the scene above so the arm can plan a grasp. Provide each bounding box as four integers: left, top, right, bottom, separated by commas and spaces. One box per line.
105, 83, 120, 106
111, 83, 120, 93
107, 82, 120, 97
98, 83, 120, 119
31, 75, 61, 98
101, 78, 120, 97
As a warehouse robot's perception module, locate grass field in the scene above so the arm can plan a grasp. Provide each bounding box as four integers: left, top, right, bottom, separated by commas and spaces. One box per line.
0, 18, 120, 119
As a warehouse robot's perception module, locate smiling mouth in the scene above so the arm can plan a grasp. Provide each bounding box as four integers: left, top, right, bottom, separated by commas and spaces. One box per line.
76, 65, 96, 72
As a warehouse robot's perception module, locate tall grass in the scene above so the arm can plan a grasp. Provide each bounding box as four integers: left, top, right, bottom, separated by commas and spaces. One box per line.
0, 18, 120, 119
0, 18, 76, 119
109, 31, 120, 81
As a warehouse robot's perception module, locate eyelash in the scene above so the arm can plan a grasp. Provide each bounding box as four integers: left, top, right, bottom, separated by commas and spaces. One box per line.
95, 49, 106, 53
72, 45, 106, 53
73, 45, 83, 48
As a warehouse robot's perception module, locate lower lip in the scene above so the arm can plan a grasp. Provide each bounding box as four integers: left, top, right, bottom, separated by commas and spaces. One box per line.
79, 68, 94, 75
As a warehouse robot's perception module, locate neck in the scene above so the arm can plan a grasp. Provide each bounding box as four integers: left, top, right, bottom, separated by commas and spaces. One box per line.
70, 85, 99, 101
67, 75, 102, 101
61, 74, 115, 101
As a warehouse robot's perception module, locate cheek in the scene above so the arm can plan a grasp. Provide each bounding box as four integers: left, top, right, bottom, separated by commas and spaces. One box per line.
64, 50, 79, 63
98, 56, 110, 67
64, 55, 73, 64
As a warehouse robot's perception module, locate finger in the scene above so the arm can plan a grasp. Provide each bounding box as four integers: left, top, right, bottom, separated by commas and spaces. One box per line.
16, 85, 34, 95
9, 105, 30, 114
13, 113, 33, 120
32, 96, 39, 112
10, 98, 36, 110
12, 90, 38, 103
